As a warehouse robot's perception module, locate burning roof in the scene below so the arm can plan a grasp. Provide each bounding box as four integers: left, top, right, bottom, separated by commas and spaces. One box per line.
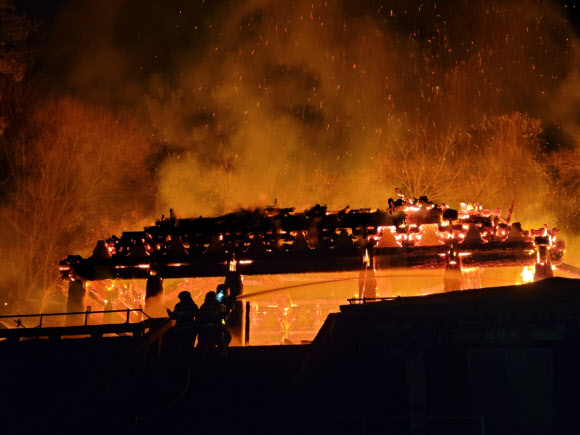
59, 191, 564, 281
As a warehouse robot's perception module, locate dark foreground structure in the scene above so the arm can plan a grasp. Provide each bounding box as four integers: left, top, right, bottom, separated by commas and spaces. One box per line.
2, 277, 580, 435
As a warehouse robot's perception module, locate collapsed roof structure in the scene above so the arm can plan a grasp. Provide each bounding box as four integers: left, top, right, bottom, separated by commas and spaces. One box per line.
59, 191, 564, 282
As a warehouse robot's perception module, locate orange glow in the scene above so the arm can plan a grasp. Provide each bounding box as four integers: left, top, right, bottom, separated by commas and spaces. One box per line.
363, 249, 370, 267
521, 266, 534, 283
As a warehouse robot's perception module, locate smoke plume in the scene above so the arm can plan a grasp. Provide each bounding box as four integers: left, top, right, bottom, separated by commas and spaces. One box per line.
29, 0, 580, 266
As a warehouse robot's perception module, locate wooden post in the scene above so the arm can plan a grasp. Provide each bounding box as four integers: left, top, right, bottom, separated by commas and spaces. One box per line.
84, 306, 91, 326
245, 301, 250, 346
534, 236, 554, 281
225, 269, 244, 345
66, 279, 86, 326
145, 273, 164, 318
126, 308, 130, 323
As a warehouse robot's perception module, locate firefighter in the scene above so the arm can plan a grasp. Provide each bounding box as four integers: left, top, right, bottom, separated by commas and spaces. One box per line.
166, 291, 198, 355
196, 290, 229, 358
216, 283, 234, 347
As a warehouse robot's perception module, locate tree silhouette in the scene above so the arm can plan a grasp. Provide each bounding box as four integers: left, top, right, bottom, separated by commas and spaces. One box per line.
0, 98, 156, 308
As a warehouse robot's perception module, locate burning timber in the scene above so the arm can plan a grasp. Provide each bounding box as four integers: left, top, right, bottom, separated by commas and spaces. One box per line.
59, 192, 564, 282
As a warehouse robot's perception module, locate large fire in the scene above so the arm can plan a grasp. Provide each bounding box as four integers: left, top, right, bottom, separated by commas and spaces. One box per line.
0, 0, 579, 314
56, 189, 573, 345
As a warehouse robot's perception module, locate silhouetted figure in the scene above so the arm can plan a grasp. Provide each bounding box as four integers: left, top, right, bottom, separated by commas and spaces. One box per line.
216, 284, 233, 348
166, 291, 198, 355
196, 290, 228, 358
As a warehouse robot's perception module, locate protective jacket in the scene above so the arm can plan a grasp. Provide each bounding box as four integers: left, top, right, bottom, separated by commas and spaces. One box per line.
197, 299, 226, 327
169, 299, 198, 329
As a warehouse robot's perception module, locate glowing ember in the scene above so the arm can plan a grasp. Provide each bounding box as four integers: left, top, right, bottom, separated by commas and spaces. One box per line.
521, 266, 535, 284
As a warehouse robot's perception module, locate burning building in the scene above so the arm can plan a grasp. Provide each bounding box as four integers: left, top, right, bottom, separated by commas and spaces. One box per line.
2, 0, 580, 319
59, 191, 567, 345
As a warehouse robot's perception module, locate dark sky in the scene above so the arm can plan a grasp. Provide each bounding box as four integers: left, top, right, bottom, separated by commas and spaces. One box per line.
18, 0, 580, 103
562, 1, 580, 32
17, 0, 580, 29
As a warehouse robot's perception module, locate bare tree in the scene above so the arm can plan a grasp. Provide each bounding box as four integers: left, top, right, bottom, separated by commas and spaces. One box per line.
382, 123, 469, 202
545, 148, 580, 232
380, 112, 545, 211
0, 97, 156, 309
463, 113, 545, 208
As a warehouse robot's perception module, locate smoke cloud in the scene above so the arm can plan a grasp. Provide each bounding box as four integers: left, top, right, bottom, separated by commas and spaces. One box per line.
36, 0, 580, 261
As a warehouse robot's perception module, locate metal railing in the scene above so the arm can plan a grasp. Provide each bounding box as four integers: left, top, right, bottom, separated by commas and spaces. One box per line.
347, 297, 396, 305
0, 307, 150, 329
0, 308, 163, 343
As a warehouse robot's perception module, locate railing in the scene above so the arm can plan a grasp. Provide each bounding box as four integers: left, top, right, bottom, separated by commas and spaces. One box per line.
0, 308, 157, 342
0, 307, 149, 329
347, 297, 396, 305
